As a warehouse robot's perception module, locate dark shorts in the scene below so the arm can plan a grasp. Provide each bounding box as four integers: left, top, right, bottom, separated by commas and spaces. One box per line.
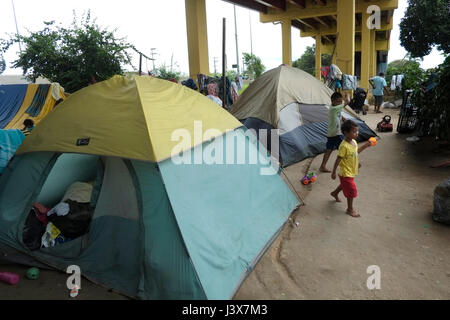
374, 95, 384, 106
339, 176, 358, 199
326, 135, 344, 150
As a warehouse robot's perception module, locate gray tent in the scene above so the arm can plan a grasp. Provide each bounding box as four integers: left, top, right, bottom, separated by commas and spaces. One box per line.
230, 66, 377, 167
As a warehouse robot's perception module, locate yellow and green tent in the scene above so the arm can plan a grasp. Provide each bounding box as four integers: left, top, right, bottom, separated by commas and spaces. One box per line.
0, 75, 299, 299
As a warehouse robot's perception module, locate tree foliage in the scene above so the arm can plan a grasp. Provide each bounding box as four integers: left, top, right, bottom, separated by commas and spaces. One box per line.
292, 44, 332, 77
154, 64, 182, 81
242, 53, 265, 79
400, 0, 450, 58
414, 56, 450, 140
0, 11, 133, 93
386, 58, 426, 91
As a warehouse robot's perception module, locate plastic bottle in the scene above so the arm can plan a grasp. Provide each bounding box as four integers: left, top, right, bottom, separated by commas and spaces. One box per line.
0, 272, 20, 285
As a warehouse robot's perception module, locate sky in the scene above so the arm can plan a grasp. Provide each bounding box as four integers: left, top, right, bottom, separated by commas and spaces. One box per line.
0, 0, 446, 76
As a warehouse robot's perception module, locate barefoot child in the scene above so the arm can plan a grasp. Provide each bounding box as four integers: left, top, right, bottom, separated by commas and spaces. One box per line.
330, 120, 372, 217
319, 92, 351, 173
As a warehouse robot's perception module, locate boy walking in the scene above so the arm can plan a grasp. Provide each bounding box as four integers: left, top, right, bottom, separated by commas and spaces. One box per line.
319, 92, 351, 173
330, 120, 373, 217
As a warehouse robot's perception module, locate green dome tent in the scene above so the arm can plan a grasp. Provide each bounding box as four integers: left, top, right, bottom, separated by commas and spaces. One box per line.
0, 75, 299, 299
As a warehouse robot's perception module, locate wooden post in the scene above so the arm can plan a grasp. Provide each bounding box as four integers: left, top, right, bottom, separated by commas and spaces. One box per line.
139, 53, 143, 76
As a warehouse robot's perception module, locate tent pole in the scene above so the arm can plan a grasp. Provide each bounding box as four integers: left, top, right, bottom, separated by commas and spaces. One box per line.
222, 18, 226, 108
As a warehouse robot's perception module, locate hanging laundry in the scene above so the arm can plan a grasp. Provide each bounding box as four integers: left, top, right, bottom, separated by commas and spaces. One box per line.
321, 66, 330, 79
396, 75, 404, 89
391, 75, 397, 91
329, 64, 343, 80
342, 74, 357, 90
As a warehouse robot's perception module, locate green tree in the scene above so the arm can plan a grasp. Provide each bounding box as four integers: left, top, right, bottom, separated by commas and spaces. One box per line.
292, 44, 332, 76
155, 64, 182, 81
400, 0, 450, 58
386, 58, 425, 90
0, 11, 133, 93
243, 53, 265, 79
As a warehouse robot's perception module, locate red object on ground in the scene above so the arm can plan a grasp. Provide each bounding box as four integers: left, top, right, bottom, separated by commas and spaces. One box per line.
0, 272, 20, 285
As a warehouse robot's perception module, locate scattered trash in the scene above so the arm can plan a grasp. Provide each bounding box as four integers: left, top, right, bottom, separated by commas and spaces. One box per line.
0, 272, 20, 285
26, 267, 40, 280
70, 285, 79, 298
406, 136, 420, 142
424, 224, 429, 228
295, 221, 300, 228
398, 212, 403, 216
281, 293, 285, 296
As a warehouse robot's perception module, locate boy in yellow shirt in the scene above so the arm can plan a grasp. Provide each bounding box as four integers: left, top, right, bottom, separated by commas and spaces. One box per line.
331, 120, 373, 217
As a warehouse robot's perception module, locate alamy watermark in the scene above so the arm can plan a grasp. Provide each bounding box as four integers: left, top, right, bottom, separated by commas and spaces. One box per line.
366, 265, 381, 290
170, 121, 281, 176
367, 5, 381, 30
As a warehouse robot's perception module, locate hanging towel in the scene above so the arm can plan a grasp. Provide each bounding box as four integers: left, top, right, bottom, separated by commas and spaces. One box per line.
0, 129, 25, 174
396, 75, 404, 89
342, 74, 357, 90
391, 75, 397, 90
0, 85, 28, 129
26, 84, 51, 117
330, 64, 343, 80
51, 83, 65, 101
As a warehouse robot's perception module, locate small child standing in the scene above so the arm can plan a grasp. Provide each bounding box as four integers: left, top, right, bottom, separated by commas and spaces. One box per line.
319, 92, 351, 173
330, 120, 373, 217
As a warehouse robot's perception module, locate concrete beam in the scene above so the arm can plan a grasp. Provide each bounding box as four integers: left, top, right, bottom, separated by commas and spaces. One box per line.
185, 0, 210, 81
335, 0, 355, 75
282, 20, 292, 65
260, 0, 398, 23
300, 19, 393, 37
315, 34, 322, 79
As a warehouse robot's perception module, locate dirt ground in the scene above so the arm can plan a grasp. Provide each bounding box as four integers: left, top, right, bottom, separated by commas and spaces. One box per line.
1, 107, 449, 300
235, 107, 450, 300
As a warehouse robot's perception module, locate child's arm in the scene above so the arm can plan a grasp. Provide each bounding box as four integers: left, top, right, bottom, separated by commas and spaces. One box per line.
344, 93, 351, 107
331, 156, 342, 180
358, 141, 372, 154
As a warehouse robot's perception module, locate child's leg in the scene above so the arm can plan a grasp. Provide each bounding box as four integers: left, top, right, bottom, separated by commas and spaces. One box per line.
330, 185, 342, 202
319, 150, 333, 172
346, 197, 360, 217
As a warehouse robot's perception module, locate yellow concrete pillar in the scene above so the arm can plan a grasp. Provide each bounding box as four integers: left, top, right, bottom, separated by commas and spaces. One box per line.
185, 0, 210, 82
361, 10, 371, 91
315, 35, 322, 80
282, 20, 292, 66
335, 0, 355, 75
369, 30, 376, 77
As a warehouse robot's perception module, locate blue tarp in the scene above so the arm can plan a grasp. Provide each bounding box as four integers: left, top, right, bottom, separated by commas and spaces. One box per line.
26, 84, 50, 117
0, 85, 28, 128
0, 129, 25, 174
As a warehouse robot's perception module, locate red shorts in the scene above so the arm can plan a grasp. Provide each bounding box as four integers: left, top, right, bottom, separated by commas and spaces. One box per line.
339, 176, 358, 198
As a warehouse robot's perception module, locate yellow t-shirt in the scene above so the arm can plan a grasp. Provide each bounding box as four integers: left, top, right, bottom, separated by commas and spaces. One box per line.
338, 139, 358, 178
